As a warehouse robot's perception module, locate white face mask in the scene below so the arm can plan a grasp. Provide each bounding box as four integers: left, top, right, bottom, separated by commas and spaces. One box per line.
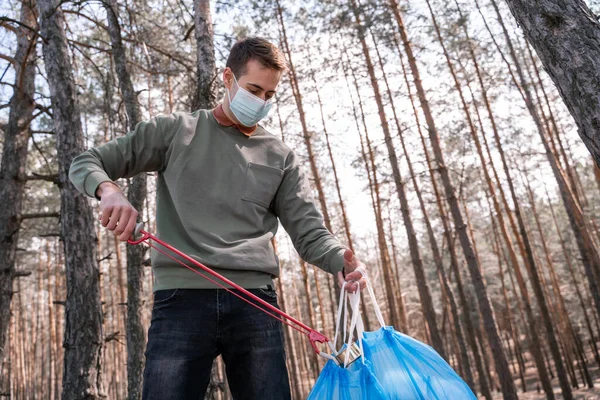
226, 73, 273, 127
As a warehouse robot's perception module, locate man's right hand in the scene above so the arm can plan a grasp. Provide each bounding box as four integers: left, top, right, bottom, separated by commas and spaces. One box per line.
96, 182, 139, 241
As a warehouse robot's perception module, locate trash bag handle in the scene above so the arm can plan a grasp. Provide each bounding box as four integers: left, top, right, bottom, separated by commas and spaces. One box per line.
356, 266, 386, 328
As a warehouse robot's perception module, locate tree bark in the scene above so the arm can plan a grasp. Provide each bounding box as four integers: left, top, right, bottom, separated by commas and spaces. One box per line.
503, 0, 600, 167
38, 0, 105, 398
488, 0, 600, 336
0, 0, 37, 368
103, 1, 147, 398
191, 0, 217, 111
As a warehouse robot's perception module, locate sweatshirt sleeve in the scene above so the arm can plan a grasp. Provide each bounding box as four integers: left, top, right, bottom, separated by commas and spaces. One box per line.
273, 150, 347, 275
69, 113, 178, 199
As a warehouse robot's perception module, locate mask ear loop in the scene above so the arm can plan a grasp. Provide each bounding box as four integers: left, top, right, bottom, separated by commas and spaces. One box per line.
225, 69, 237, 103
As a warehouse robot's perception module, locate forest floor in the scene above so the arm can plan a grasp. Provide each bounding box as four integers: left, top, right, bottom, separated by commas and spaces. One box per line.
488, 378, 600, 399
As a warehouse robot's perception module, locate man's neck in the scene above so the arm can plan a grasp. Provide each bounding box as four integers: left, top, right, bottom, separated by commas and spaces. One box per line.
213, 103, 257, 136
222, 101, 237, 123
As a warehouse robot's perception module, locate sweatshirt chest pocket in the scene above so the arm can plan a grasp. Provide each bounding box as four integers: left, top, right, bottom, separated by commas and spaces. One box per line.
242, 163, 284, 208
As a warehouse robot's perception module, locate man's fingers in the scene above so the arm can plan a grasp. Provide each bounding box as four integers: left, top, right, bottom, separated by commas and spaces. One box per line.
106, 207, 122, 231
337, 271, 345, 288
118, 212, 138, 241
113, 209, 131, 236
343, 280, 360, 293
345, 270, 363, 282
100, 207, 112, 227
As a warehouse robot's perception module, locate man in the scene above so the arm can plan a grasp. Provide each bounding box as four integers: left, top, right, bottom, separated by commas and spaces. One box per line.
69, 37, 366, 399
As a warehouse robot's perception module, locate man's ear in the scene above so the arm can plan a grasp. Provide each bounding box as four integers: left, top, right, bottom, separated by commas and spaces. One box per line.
223, 67, 234, 90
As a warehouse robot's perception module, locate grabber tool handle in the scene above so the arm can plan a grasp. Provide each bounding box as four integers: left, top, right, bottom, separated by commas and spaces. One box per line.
127, 222, 150, 245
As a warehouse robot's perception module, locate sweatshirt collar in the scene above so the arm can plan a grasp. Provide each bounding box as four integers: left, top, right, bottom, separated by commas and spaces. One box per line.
212, 104, 257, 136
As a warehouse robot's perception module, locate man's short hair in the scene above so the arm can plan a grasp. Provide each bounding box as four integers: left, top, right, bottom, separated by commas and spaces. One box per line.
226, 37, 288, 77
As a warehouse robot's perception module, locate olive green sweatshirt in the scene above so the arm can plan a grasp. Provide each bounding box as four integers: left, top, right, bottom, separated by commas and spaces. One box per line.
68, 108, 346, 290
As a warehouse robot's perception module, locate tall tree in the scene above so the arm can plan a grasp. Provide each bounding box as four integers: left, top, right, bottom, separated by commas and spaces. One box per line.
387, 0, 518, 397
275, 0, 340, 321
349, 0, 446, 358
503, 0, 600, 168
103, 1, 146, 398
427, 1, 566, 397
486, 0, 600, 328
38, 0, 105, 397
191, 0, 217, 110
370, 19, 475, 388
0, 0, 38, 365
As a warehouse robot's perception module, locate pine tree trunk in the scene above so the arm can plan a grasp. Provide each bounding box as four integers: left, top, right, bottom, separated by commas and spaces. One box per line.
521, 166, 593, 388
388, 1, 517, 397
595, 162, 600, 192
392, 31, 492, 398
503, 0, 600, 167
373, 23, 473, 383
486, 0, 600, 327
38, 0, 105, 397
430, 1, 564, 396
356, 120, 394, 331
492, 229, 527, 392
47, 247, 57, 400
310, 55, 370, 331
0, 0, 37, 368
350, 0, 445, 358
191, 0, 217, 111
273, 240, 301, 400
300, 260, 319, 377
275, 1, 340, 322
103, 1, 148, 397
339, 51, 407, 332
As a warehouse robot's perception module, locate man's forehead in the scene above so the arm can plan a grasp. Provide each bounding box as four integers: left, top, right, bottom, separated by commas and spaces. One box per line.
238, 64, 281, 90
247, 82, 278, 93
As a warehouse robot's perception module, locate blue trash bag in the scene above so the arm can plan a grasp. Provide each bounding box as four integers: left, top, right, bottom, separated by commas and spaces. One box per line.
307, 358, 387, 400
362, 326, 477, 400
345, 272, 477, 400
354, 272, 477, 400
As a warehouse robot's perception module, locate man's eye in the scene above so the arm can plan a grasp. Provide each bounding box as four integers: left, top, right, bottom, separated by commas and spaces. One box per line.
265, 94, 274, 100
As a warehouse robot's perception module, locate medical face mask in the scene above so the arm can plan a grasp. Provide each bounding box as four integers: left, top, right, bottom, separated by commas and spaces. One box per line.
226, 73, 273, 127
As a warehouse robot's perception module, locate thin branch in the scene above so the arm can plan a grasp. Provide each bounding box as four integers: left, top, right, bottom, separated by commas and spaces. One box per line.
35, 103, 53, 118
21, 212, 60, 220
62, 9, 192, 72
104, 331, 123, 344
17, 109, 46, 131
183, 23, 194, 41
0, 53, 17, 66
98, 252, 113, 263
68, 38, 111, 54
26, 173, 59, 183
30, 135, 54, 174
63, 9, 108, 31
0, 17, 37, 36
38, 232, 61, 238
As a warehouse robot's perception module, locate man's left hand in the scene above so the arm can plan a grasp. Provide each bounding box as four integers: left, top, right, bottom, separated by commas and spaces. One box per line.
337, 249, 367, 293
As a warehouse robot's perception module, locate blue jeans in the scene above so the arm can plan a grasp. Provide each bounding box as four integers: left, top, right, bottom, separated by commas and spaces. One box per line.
142, 288, 291, 400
